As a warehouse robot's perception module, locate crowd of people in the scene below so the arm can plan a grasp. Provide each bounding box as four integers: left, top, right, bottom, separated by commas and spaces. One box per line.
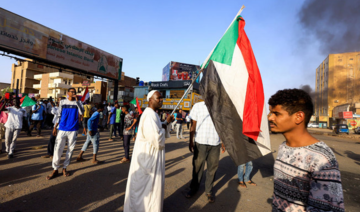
0, 88, 345, 212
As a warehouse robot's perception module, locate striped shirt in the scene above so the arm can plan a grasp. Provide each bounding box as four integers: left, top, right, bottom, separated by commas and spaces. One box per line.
189, 102, 220, 146
272, 141, 345, 212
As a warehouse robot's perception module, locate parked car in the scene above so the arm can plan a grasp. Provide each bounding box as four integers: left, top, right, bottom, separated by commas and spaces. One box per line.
333, 124, 349, 135
307, 123, 319, 128
354, 127, 360, 134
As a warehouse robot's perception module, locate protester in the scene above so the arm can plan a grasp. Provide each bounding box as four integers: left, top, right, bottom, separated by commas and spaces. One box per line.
171, 111, 177, 131
186, 101, 225, 203
124, 90, 173, 212
0, 96, 7, 154
120, 106, 125, 139
108, 103, 118, 141
46, 99, 53, 128
102, 102, 108, 130
46, 88, 84, 180
176, 109, 184, 139
237, 161, 256, 188
120, 105, 134, 163
28, 100, 45, 137
114, 103, 122, 138
162, 111, 166, 122
77, 104, 104, 164
185, 112, 191, 130
0, 96, 26, 159
41, 100, 48, 129
82, 100, 91, 136
41, 98, 61, 159
268, 89, 344, 211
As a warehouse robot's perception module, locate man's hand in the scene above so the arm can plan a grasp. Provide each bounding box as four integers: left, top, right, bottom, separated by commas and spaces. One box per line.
89, 130, 93, 136
52, 128, 57, 137
126, 127, 131, 131
166, 115, 174, 124
221, 143, 226, 153
189, 141, 194, 153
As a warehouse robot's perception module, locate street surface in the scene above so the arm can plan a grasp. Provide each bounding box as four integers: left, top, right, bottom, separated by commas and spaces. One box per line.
0, 128, 359, 212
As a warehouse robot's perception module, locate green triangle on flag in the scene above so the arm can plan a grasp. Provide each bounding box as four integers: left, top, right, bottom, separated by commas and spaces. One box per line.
21, 95, 36, 107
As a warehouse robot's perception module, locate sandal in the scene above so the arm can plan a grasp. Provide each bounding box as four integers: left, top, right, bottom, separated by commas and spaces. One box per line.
120, 158, 130, 163
63, 169, 71, 177
46, 171, 58, 180
247, 181, 257, 186
239, 181, 247, 188
206, 194, 215, 203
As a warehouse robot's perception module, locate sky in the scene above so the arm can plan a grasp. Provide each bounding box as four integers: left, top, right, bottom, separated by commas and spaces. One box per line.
0, 0, 336, 102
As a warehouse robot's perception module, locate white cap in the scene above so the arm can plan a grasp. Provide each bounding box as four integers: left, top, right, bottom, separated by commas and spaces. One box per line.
147, 90, 158, 101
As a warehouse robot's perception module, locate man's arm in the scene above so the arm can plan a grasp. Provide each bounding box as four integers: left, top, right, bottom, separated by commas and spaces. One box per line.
108, 112, 112, 124
307, 164, 345, 211
189, 120, 197, 153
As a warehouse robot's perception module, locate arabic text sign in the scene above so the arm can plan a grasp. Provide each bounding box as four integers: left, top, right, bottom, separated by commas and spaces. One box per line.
0, 8, 122, 80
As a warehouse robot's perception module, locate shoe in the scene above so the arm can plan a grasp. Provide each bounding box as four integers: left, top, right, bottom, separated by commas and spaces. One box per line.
8, 154, 14, 159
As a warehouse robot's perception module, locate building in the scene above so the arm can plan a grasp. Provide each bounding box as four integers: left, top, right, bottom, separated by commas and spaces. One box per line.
315, 51, 360, 128
32, 72, 107, 101
107, 74, 137, 103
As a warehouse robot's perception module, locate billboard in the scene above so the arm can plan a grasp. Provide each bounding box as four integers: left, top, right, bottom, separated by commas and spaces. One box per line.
162, 62, 170, 81
0, 8, 122, 80
169, 61, 200, 82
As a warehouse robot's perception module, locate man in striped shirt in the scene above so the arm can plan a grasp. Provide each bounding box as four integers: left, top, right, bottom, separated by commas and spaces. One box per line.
268, 89, 344, 212
46, 88, 84, 180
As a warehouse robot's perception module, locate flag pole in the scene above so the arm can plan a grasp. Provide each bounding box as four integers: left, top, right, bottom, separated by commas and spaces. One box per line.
169, 5, 245, 116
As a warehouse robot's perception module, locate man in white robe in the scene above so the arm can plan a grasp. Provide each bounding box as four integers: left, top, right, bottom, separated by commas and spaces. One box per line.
124, 90, 174, 212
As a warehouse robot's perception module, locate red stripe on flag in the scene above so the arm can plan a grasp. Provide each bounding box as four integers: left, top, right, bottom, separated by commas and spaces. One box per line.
81, 86, 89, 102
136, 97, 143, 115
237, 17, 265, 141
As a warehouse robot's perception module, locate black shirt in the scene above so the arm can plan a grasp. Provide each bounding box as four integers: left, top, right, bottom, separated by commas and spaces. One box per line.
176, 113, 183, 124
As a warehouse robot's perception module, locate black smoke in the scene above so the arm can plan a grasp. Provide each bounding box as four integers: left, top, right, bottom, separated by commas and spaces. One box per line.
299, 0, 360, 54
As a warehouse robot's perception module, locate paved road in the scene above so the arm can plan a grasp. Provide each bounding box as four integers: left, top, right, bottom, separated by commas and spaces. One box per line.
0, 129, 359, 212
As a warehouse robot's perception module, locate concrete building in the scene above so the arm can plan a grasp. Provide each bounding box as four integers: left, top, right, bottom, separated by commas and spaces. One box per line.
107, 74, 137, 103
32, 72, 102, 100
315, 51, 360, 127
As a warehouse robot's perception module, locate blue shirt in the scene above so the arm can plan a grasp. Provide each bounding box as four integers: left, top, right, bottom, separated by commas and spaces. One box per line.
110, 107, 116, 124
58, 99, 84, 131
88, 111, 100, 133
31, 104, 44, 120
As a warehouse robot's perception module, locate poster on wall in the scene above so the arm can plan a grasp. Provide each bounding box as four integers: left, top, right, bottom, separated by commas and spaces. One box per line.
169, 61, 200, 82
162, 62, 170, 81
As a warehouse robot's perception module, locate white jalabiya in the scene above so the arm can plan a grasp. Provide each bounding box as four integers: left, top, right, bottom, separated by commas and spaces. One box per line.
124, 107, 169, 212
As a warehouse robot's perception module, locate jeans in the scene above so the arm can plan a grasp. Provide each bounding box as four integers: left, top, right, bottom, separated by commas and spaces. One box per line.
47, 131, 57, 155
237, 161, 253, 182
109, 124, 115, 139
123, 135, 131, 159
81, 132, 100, 154
190, 142, 220, 194
176, 123, 183, 138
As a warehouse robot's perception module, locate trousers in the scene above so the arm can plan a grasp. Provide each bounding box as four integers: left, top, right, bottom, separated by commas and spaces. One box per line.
28, 120, 42, 135
123, 135, 131, 159
52, 130, 78, 170
47, 130, 57, 155
5, 128, 20, 155
0, 123, 5, 152
81, 132, 100, 154
190, 142, 220, 194
237, 161, 253, 182
176, 123, 183, 138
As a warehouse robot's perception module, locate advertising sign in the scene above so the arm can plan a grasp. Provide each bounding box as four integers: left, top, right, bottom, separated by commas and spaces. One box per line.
0, 8, 122, 80
169, 61, 200, 82
339, 111, 353, 119
162, 62, 170, 81
319, 116, 328, 122
150, 80, 199, 90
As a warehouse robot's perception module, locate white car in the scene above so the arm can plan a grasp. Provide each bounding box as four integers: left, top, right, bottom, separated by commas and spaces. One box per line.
307, 123, 319, 128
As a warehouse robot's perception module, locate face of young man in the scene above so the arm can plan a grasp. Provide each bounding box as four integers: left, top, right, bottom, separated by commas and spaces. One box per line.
68, 89, 76, 99
268, 105, 300, 133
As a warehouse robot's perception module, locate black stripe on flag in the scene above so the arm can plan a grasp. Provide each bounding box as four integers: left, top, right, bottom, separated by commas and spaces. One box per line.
200, 60, 263, 166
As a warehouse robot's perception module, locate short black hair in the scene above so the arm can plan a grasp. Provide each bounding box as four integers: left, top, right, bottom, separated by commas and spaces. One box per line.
268, 88, 314, 125
122, 105, 129, 111
97, 104, 104, 110
68, 88, 76, 93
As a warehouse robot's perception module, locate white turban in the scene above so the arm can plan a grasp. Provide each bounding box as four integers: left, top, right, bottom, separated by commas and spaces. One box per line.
147, 90, 158, 101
